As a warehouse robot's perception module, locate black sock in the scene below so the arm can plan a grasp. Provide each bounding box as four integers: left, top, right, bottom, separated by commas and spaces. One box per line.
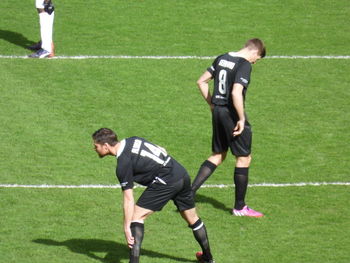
190, 219, 213, 260
192, 160, 217, 194
234, 167, 249, 210
129, 222, 144, 263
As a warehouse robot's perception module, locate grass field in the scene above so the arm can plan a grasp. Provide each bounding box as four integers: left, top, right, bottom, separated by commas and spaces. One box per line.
1, 0, 350, 262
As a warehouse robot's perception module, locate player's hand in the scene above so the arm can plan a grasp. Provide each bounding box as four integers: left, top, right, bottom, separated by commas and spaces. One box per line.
233, 120, 245, 137
125, 228, 135, 248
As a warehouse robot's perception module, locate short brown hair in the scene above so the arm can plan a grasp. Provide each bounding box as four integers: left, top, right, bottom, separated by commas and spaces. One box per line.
245, 38, 266, 58
92, 128, 118, 146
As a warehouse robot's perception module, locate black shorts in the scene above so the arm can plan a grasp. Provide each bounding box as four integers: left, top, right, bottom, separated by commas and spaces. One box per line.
136, 160, 195, 212
211, 106, 252, 156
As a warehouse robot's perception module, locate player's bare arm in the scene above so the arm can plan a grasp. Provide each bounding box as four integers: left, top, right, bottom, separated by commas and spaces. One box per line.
232, 83, 245, 136
197, 71, 214, 110
123, 188, 135, 248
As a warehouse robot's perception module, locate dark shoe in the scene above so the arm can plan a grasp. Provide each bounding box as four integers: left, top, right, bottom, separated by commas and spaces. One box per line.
196, 252, 216, 263
27, 41, 42, 51
28, 49, 51, 58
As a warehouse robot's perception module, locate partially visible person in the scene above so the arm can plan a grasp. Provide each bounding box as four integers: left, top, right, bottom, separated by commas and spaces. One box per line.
92, 128, 215, 263
28, 0, 55, 58
192, 38, 266, 218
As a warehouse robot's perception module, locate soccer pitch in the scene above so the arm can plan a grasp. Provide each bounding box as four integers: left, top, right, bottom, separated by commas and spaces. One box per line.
1, 0, 350, 262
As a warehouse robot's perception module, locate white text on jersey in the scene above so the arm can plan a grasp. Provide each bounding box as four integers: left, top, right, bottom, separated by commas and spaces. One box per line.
219, 59, 236, 70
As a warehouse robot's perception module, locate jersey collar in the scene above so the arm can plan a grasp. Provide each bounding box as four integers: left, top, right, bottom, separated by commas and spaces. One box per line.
228, 52, 249, 63
228, 52, 237, 57
116, 139, 126, 158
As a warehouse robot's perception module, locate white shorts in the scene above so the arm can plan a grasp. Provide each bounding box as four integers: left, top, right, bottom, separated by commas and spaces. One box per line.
35, 0, 44, 9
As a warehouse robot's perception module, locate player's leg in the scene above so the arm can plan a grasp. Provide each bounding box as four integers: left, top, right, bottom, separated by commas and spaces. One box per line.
129, 206, 154, 263
180, 208, 214, 262
192, 107, 232, 194
46, 10, 55, 56
129, 220, 144, 263
191, 152, 226, 194
39, 11, 54, 54
30, 1, 54, 58
130, 177, 179, 263
230, 124, 263, 217
175, 169, 215, 262
233, 155, 251, 210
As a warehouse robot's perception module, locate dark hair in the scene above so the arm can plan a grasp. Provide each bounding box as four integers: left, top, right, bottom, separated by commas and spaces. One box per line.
92, 128, 118, 146
245, 38, 266, 58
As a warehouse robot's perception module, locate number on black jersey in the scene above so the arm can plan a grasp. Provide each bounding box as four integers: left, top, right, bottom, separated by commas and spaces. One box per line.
218, 69, 228, 95
131, 139, 168, 165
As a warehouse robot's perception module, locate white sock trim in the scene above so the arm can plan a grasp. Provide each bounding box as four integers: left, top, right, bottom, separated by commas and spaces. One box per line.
131, 220, 144, 224
193, 222, 204, 231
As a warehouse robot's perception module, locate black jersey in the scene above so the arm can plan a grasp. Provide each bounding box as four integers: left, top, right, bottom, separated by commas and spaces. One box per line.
115, 137, 173, 190
208, 52, 252, 108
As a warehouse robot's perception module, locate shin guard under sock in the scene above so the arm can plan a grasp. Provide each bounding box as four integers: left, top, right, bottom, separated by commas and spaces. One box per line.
129, 222, 144, 263
234, 167, 249, 210
190, 219, 213, 260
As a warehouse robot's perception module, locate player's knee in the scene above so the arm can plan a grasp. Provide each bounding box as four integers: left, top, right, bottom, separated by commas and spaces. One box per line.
246, 155, 252, 165
236, 155, 251, 167
180, 208, 199, 225
132, 206, 153, 221
209, 152, 227, 165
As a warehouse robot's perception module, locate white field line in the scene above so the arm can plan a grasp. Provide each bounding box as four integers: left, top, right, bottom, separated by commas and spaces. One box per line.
0, 55, 350, 60
0, 182, 349, 189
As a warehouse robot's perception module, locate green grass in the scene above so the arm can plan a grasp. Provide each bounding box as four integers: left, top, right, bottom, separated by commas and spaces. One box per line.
0, 0, 350, 262
1, 59, 349, 184
1, 0, 350, 56
1, 187, 349, 263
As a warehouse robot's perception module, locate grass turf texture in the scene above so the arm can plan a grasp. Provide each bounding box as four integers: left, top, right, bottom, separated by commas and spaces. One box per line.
0, 59, 349, 185
1, 187, 349, 263
0, 0, 349, 56
1, 0, 350, 262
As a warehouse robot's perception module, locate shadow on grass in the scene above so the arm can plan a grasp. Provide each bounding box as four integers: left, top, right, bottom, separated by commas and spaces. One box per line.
195, 193, 232, 214
0, 29, 36, 49
33, 238, 196, 263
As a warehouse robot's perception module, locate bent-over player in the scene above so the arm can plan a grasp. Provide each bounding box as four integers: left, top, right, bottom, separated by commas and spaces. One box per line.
92, 128, 215, 263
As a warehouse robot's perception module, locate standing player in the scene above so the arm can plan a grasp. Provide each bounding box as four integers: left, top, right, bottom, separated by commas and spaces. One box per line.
28, 0, 55, 58
192, 38, 266, 217
92, 128, 215, 263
